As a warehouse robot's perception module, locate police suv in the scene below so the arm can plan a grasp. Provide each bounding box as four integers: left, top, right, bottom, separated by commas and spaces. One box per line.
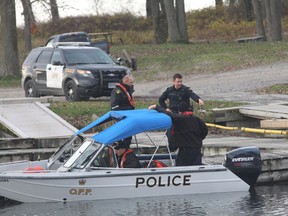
21, 43, 131, 101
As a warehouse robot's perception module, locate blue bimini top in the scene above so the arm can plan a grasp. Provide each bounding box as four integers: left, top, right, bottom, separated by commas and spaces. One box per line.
74, 109, 172, 145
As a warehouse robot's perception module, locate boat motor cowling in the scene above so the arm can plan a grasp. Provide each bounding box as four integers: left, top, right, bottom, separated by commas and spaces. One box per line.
224, 146, 261, 187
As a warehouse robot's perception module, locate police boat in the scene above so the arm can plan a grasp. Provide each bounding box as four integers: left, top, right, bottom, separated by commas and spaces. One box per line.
0, 109, 261, 203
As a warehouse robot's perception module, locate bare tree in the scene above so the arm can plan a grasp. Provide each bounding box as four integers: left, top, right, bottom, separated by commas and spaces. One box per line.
163, 0, 188, 43
269, 0, 282, 41
93, 0, 104, 16
252, 0, 266, 41
146, 0, 152, 17
176, 0, 188, 42
150, 0, 168, 44
239, 0, 253, 21
50, 0, 59, 21
0, 0, 20, 77
264, 0, 282, 41
164, 0, 180, 42
228, 0, 237, 7
32, 0, 59, 21
21, 0, 36, 53
215, 0, 223, 8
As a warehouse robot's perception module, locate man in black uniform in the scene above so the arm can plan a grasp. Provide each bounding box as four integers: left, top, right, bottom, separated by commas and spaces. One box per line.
111, 75, 135, 111
148, 102, 208, 166
113, 141, 142, 168
159, 73, 204, 113
110, 75, 135, 146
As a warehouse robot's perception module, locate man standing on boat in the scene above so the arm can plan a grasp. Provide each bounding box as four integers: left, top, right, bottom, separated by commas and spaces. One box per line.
111, 75, 135, 146
113, 140, 142, 168
148, 102, 208, 166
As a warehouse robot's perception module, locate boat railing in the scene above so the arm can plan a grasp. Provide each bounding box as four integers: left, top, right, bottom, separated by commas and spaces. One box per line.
136, 130, 176, 167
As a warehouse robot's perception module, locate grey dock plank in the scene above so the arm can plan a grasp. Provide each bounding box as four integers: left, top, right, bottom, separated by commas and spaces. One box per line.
0, 102, 77, 138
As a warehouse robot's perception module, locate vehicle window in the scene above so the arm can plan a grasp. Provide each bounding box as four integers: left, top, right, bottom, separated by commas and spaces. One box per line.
63, 49, 114, 65
23, 49, 42, 65
91, 146, 117, 168
36, 50, 53, 64
45, 38, 54, 47
59, 34, 90, 42
51, 51, 63, 64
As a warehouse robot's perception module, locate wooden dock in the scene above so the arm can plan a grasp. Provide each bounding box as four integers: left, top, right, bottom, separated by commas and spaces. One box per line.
212, 102, 288, 129
0, 98, 77, 138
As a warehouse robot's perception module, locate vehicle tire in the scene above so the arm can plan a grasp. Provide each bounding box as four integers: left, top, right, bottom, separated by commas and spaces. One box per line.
24, 79, 40, 97
64, 80, 80, 101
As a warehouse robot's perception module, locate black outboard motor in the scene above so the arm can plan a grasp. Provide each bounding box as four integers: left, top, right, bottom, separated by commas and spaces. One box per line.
224, 146, 261, 187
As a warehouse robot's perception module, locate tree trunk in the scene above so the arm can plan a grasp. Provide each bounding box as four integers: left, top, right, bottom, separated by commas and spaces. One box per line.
150, 0, 168, 44
176, 0, 188, 42
20, 0, 34, 53
270, 0, 282, 41
252, 0, 266, 41
146, 0, 152, 17
229, 0, 237, 7
215, 0, 223, 8
163, 0, 181, 42
0, 0, 20, 77
240, 0, 253, 21
264, 0, 272, 40
264, 0, 282, 41
50, 0, 59, 21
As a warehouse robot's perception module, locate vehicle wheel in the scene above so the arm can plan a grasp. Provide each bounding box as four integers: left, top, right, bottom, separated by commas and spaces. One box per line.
64, 80, 80, 101
24, 79, 40, 97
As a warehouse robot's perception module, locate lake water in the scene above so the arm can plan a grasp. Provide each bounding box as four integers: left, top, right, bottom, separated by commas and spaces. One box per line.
1, 184, 288, 216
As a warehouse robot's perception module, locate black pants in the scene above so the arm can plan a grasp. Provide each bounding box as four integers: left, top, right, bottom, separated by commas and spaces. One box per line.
166, 128, 177, 152
176, 148, 202, 166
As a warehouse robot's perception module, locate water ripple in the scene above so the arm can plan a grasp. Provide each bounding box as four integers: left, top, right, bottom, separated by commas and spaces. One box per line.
1, 185, 288, 216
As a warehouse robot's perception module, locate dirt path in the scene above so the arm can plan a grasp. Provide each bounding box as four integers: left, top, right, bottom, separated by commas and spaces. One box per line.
1, 62, 288, 104
135, 62, 288, 104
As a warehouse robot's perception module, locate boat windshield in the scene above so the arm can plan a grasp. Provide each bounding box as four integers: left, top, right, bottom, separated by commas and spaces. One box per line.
63, 139, 102, 169
46, 135, 84, 170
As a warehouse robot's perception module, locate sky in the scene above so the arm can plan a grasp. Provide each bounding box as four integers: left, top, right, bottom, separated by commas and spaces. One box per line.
16, 0, 215, 27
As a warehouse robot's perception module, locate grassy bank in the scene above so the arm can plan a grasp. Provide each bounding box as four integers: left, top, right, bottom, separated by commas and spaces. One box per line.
0, 76, 21, 88
49, 99, 244, 130
111, 42, 288, 81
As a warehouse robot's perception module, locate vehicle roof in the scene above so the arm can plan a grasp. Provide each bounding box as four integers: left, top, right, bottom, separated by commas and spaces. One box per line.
56, 46, 100, 50
33, 45, 101, 51
48, 31, 88, 38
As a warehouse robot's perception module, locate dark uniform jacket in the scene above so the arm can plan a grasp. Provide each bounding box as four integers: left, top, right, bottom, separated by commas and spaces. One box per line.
111, 82, 134, 110
155, 105, 208, 149
159, 85, 201, 113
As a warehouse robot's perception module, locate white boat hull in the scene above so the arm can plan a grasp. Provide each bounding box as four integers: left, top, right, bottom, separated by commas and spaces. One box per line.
0, 165, 249, 202
0, 160, 48, 173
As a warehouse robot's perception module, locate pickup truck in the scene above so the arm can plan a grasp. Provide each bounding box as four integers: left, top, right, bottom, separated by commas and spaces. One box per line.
44, 31, 112, 54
